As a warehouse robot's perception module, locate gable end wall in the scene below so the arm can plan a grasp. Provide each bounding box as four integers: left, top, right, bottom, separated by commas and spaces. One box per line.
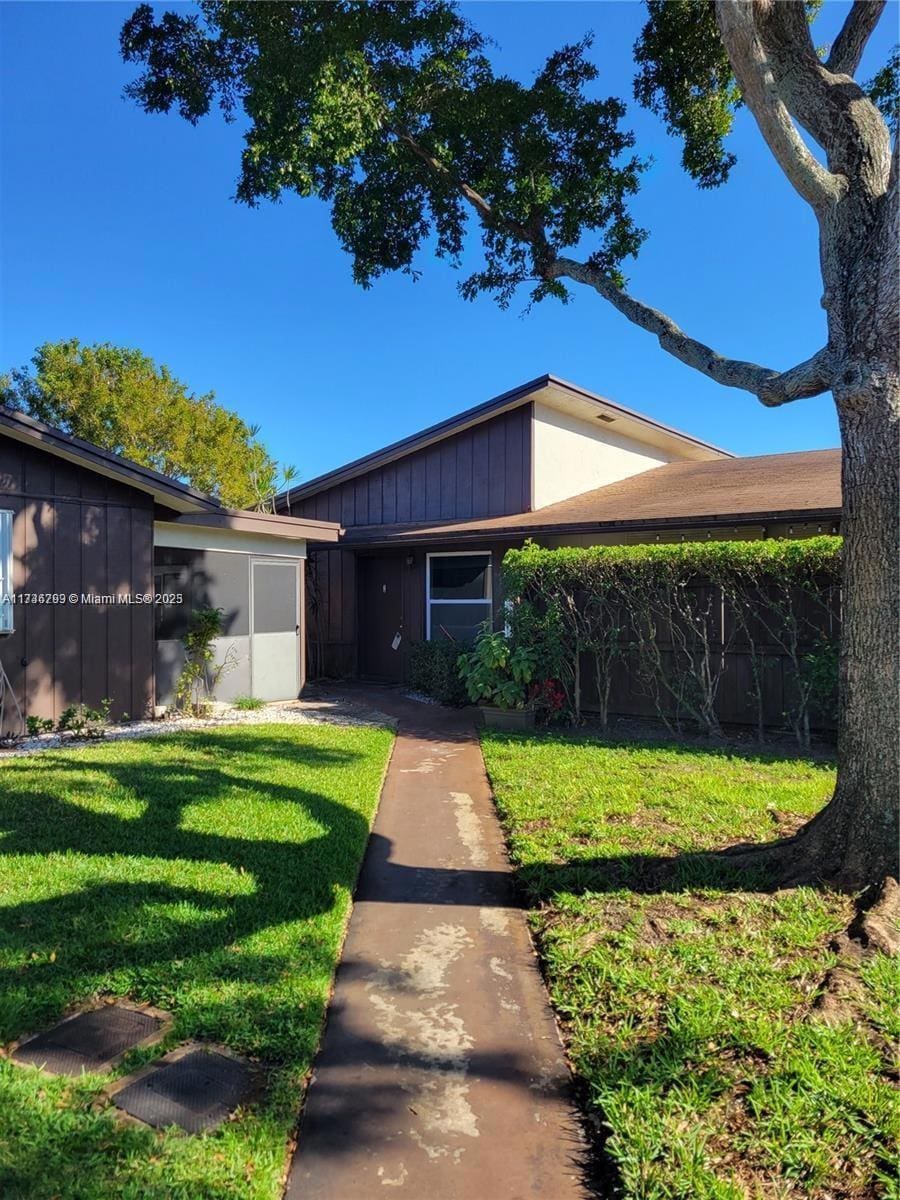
290, 405, 532, 526
531, 400, 673, 509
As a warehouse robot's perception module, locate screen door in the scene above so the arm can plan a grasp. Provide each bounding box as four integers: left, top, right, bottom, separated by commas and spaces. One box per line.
251, 560, 299, 701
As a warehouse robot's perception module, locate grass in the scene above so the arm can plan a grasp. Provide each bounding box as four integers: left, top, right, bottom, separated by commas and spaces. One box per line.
481, 731, 899, 1200
0, 723, 393, 1199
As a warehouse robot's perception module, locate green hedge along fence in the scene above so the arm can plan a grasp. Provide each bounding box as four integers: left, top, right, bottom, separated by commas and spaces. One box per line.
502, 537, 842, 744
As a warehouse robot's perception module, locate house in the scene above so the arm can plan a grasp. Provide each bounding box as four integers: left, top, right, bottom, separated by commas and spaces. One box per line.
0, 374, 842, 734
0, 406, 339, 733
276, 374, 841, 684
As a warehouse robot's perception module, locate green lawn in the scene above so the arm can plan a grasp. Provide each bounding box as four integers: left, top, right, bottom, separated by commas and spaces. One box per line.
481, 732, 899, 1200
0, 723, 393, 1199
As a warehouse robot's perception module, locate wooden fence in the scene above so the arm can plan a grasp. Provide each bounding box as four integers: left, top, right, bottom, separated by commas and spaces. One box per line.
574, 578, 841, 734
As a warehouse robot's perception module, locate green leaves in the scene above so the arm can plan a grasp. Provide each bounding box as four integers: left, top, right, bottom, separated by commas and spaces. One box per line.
866, 46, 900, 135
633, 0, 740, 189
1, 339, 291, 509
502, 537, 842, 738
457, 626, 536, 708
121, 1, 646, 308
503, 535, 843, 597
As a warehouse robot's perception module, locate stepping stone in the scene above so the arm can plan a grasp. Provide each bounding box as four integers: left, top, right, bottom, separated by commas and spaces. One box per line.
108, 1044, 257, 1134
12, 1003, 170, 1076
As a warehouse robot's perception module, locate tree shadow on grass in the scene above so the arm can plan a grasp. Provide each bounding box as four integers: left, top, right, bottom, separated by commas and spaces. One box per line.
484, 729, 838, 901
0, 729, 377, 1060
514, 844, 795, 905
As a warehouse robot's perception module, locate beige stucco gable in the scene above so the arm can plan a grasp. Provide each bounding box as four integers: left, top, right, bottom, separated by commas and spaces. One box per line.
530, 385, 728, 509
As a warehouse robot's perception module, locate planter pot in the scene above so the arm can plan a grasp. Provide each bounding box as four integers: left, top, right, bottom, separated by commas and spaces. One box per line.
480, 705, 535, 732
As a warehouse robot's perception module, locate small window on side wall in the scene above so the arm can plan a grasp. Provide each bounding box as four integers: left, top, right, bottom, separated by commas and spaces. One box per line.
426, 552, 491, 643
0, 510, 13, 636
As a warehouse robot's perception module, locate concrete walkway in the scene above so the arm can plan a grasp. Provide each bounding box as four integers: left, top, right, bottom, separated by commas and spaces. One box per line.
286, 688, 589, 1200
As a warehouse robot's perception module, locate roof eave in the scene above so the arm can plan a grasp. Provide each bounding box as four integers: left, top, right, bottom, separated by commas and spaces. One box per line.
172, 510, 342, 543
0, 406, 222, 513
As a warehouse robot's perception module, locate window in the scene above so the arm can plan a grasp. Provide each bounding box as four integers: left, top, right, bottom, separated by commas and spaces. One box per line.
0, 510, 13, 635
426, 552, 492, 643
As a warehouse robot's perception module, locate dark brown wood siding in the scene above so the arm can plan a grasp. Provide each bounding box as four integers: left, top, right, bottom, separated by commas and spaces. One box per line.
291, 405, 532, 527
0, 436, 155, 731
305, 540, 521, 682
295, 406, 531, 680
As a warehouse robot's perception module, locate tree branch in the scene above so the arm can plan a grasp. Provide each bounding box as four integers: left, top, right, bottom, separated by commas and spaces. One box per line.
726, 2, 891, 199
395, 128, 544, 250
547, 256, 834, 405
826, 0, 886, 77
714, 1, 846, 212
393, 108, 836, 407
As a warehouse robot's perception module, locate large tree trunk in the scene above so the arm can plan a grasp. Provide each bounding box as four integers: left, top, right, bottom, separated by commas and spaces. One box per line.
789, 138, 900, 888
793, 368, 900, 887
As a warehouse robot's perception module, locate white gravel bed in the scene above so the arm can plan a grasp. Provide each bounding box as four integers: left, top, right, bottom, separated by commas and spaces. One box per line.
0, 700, 395, 758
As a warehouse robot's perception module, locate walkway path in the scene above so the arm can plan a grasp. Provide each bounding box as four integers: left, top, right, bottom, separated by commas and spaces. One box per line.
286, 688, 589, 1200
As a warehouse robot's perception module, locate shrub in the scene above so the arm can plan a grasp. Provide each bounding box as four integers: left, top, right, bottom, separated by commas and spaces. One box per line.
407, 640, 470, 706
25, 716, 54, 737
457, 626, 537, 709
175, 606, 237, 715
502, 537, 842, 742
57, 699, 112, 739
233, 695, 265, 711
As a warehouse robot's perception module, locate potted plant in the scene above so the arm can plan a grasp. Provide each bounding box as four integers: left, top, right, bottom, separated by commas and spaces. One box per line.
457, 627, 537, 730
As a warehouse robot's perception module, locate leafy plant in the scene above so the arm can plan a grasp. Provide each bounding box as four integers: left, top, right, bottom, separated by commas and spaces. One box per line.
457, 626, 537, 710
805, 636, 840, 724
233, 694, 264, 711
1, 339, 294, 510
174, 607, 237, 716
408, 640, 470, 706
25, 716, 54, 737
503, 538, 842, 741
57, 698, 112, 739
528, 678, 567, 724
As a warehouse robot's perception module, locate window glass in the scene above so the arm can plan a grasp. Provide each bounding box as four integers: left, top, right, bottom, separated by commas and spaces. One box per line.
429, 555, 490, 600
0, 510, 13, 635
427, 553, 492, 643
428, 602, 491, 644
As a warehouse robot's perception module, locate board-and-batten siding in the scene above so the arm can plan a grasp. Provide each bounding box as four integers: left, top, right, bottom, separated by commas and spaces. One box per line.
0, 436, 155, 730
291, 405, 532, 527
292, 406, 532, 679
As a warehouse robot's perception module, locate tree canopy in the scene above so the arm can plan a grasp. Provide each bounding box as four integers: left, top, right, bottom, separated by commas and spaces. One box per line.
1, 339, 292, 509
120, 1, 896, 402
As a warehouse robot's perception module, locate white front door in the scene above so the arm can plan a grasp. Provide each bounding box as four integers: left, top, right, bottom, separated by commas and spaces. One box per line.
250, 559, 300, 701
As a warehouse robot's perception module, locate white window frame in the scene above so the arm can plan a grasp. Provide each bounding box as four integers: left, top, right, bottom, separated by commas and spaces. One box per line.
425, 550, 492, 641
0, 510, 13, 636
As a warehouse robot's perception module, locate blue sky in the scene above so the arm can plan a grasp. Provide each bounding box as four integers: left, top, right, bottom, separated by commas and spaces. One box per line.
1, 2, 892, 481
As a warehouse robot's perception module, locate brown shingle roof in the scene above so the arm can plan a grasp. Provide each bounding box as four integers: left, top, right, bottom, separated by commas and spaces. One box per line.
342, 449, 841, 545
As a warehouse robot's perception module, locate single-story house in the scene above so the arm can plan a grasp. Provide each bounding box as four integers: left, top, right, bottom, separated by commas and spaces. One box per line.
275, 374, 841, 684
0, 406, 339, 733
1, 374, 842, 733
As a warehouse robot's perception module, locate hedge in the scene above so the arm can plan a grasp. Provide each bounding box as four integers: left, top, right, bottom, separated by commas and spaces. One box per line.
502, 537, 842, 742
408, 639, 470, 706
